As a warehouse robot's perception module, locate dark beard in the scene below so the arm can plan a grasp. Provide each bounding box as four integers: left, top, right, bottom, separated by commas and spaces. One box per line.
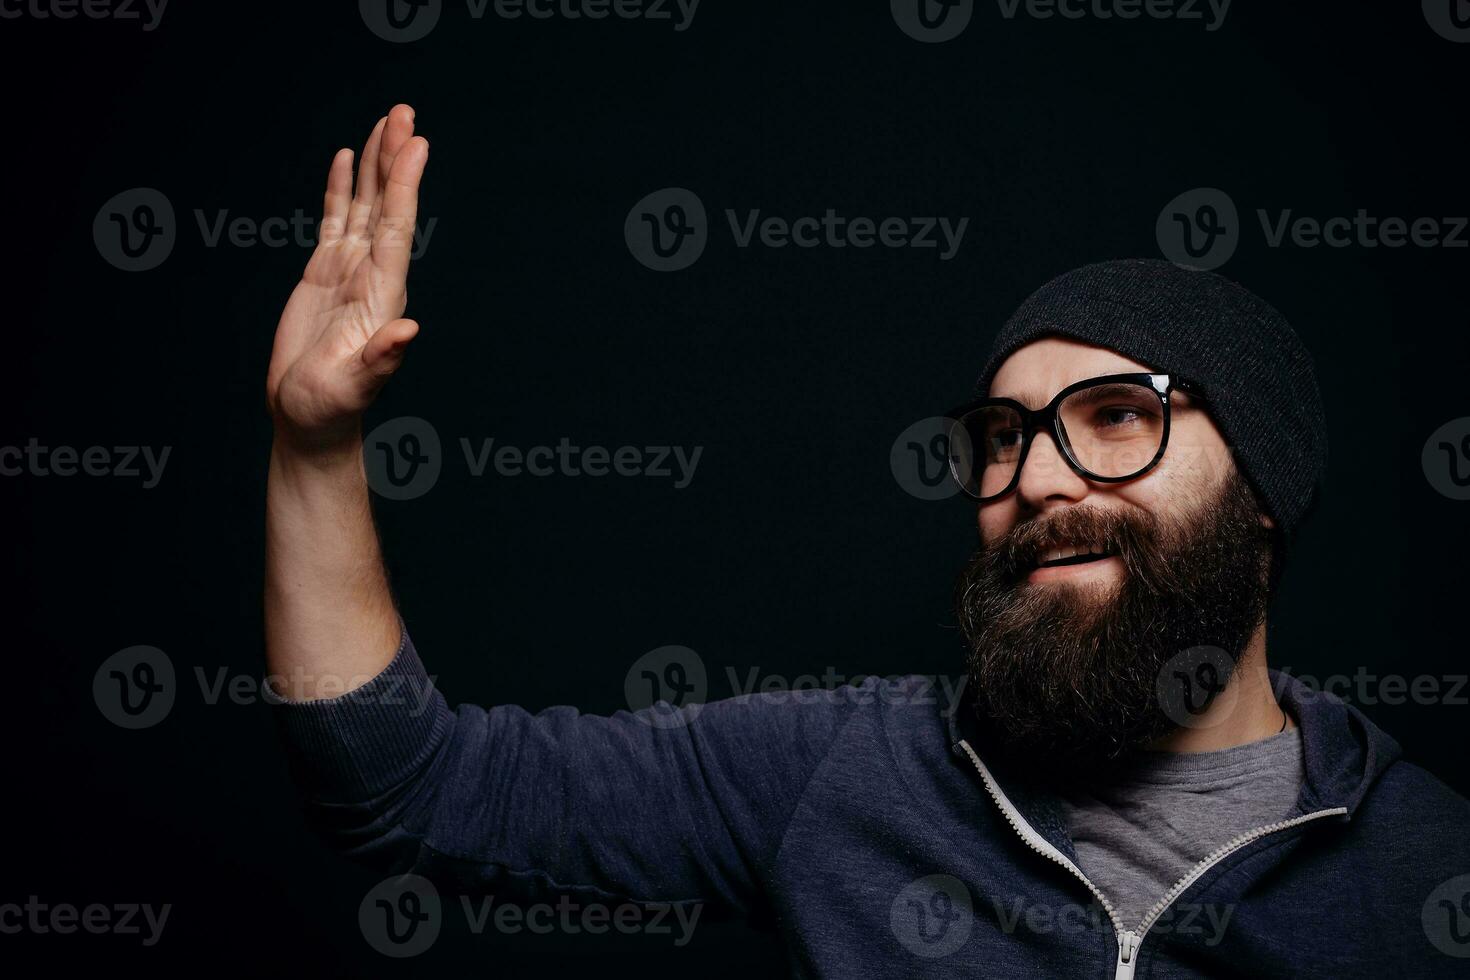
954, 469, 1273, 769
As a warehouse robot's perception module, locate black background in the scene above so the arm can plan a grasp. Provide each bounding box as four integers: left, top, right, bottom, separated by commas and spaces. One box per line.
3, 1, 1468, 975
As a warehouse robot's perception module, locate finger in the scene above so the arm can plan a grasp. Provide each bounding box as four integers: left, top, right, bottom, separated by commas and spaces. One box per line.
377, 105, 417, 194
372, 136, 429, 282
367, 104, 417, 231
320, 148, 353, 244
357, 318, 420, 386
347, 116, 388, 240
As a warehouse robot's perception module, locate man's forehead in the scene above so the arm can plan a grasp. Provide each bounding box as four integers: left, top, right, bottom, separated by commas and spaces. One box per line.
987, 335, 1157, 406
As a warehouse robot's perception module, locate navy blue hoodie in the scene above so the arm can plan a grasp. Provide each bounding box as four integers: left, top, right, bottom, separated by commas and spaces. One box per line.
273, 630, 1470, 977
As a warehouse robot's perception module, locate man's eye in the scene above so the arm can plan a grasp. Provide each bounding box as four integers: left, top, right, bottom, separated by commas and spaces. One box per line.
1100, 407, 1142, 427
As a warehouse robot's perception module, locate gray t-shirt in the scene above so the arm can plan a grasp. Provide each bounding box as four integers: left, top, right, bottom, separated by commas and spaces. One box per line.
1057, 728, 1305, 930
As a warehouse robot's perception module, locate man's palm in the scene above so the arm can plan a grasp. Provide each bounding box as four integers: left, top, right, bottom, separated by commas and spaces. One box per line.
267, 104, 429, 446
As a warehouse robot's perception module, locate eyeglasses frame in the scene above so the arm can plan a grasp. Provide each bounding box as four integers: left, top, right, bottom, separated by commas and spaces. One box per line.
943, 372, 1204, 502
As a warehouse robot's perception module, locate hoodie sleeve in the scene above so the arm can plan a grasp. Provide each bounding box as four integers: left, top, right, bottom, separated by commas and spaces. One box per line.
269, 627, 854, 914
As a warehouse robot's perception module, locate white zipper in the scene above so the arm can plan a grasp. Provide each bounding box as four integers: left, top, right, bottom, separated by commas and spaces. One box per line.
957, 739, 1347, 980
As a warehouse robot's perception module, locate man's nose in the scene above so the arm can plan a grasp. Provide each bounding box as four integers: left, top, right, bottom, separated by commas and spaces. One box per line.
1014, 429, 1090, 510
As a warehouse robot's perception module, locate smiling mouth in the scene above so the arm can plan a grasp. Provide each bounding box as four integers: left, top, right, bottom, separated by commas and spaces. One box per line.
1030, 543, 1116, 570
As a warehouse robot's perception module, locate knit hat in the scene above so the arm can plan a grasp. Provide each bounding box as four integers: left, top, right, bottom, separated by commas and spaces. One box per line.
972, 259, 1327, 543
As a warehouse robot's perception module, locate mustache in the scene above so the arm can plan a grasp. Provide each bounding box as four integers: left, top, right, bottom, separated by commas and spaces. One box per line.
981, 506, 1169, 594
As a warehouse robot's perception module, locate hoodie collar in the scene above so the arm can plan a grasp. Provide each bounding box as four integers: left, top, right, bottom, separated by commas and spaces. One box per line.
1268, 668, 1401, 816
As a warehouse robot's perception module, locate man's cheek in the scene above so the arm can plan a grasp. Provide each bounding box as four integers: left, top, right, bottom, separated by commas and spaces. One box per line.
977, 503, 1015, 544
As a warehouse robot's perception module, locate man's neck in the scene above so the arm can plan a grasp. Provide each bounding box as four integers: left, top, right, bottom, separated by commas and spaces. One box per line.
1147, 624, 1293, 754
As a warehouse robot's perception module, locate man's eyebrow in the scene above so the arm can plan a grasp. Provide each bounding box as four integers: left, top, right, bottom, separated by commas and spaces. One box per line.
986, 387, 1050, 409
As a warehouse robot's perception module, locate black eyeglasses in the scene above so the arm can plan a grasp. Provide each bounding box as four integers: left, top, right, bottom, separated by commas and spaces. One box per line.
944, 373, 1203, 502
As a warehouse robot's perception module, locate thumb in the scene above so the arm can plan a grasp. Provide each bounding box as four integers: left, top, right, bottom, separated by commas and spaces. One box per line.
357, 318, 420, 387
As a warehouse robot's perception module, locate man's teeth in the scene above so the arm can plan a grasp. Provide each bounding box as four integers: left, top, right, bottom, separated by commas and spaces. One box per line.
1038, 542, 1109, 565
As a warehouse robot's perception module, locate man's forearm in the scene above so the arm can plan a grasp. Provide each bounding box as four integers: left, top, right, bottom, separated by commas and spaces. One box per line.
265, 435, 401, 701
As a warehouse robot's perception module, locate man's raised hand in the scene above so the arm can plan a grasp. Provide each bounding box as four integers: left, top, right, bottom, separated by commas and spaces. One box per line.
265, 104, 429, 452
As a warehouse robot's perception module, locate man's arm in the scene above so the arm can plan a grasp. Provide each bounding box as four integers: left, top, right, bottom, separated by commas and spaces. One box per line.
264, 105, 427, 700
261, 108, 855, 912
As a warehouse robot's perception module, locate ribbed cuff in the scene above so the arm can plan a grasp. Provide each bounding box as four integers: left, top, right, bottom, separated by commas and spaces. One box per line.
269, 628, 453, 803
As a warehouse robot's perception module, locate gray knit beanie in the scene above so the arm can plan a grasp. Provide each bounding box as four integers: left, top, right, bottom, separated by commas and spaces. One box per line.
973, 259, 1327, 543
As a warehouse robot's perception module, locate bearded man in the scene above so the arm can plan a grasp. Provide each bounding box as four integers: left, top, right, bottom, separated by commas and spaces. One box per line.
264, 105, 1470, 978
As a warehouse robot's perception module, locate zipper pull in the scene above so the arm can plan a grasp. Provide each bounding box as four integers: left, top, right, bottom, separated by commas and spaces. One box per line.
1114, 930, 1140, 980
